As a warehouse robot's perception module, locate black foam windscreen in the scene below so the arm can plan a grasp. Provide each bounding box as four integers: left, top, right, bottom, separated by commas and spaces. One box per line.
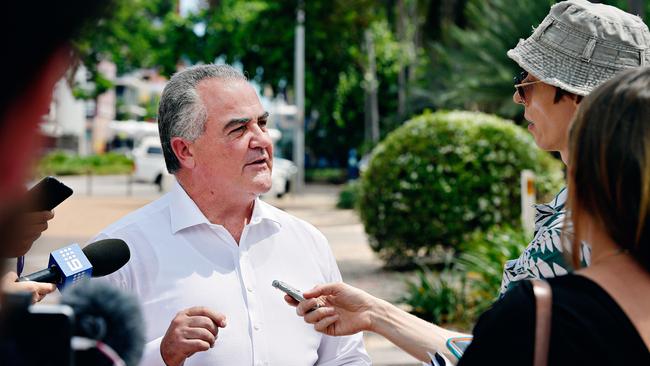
61, 280, 145, 366
82, 239, 130, 277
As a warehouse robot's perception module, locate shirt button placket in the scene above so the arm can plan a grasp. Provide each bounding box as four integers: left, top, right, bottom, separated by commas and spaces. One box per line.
239, 248, 265, 363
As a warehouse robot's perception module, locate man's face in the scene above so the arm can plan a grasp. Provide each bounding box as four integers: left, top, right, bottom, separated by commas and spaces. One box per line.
189, 79, 273, 198
513, 72, 579, 153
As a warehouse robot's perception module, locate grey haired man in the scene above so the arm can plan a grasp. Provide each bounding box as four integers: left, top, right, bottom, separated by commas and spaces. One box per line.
94, 64, 371, 366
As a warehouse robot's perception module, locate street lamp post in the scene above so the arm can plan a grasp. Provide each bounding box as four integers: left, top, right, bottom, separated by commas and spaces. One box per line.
293, 2, 305, 193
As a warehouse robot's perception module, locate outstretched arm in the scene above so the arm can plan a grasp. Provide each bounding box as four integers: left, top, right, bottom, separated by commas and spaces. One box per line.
291, 282, 469, 363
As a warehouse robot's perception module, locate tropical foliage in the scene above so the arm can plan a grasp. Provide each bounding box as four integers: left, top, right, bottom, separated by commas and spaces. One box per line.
73, 0, 650, 163
422, 0, 555, 119
337, 180, 362, 209
403, 225, 527, 327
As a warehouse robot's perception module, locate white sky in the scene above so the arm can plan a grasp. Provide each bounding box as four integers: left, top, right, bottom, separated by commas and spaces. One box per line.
180, 0, 201, 17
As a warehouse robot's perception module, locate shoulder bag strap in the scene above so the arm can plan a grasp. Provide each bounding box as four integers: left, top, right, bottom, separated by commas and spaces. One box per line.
531, 279, 552, 366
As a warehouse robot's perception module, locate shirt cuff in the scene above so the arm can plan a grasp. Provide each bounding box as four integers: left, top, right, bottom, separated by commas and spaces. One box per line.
139, 336, 167, 366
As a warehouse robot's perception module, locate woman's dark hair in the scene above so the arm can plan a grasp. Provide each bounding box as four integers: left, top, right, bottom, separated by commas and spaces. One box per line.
568, 67, 650, 272
554, 88, 583, 104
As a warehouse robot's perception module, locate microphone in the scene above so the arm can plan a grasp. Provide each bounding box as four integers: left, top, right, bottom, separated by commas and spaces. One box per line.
62, 280, 145, 366
17, 239, 130, 289
0, 295, 76, 366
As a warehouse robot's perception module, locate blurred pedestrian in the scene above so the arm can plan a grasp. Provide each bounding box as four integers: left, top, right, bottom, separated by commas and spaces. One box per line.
347, 149, 359, 180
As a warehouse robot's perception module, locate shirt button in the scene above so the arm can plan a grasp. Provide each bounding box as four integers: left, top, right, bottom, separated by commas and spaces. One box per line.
254, 324, 260, 331
247, 286, 254, 293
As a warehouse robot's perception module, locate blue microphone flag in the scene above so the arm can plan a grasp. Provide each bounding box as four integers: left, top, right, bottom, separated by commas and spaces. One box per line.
48, 243, 93, 290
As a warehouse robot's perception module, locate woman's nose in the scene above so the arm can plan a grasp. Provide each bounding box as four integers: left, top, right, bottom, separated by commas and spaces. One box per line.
513, 89, 525, 105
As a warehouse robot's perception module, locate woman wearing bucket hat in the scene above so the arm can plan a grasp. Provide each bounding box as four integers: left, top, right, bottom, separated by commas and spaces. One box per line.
500, 0, 650, 296
285, 1, 650, 365
454, 65, 650, 366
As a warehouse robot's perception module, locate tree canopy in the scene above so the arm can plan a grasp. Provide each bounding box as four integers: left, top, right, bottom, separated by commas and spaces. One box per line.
74, 0, 649, 164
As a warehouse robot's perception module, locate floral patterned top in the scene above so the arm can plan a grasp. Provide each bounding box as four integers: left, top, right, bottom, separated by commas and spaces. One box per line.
499, 187, 591, 296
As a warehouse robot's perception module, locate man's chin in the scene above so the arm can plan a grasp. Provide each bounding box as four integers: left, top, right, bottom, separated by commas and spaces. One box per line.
250, 180, 273, 196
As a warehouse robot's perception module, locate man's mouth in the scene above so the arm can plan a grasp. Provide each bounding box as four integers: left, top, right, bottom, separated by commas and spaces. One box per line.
246, 157, 268, 166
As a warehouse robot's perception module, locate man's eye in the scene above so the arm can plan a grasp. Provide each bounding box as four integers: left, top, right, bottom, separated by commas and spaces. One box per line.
231, 126, 246, 134
258, 120, 267, 128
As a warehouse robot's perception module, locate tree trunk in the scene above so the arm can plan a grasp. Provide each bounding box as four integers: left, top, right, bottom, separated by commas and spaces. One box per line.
628, 0, 645, 19
397, 0, 407, 117
364, 29, 380, 145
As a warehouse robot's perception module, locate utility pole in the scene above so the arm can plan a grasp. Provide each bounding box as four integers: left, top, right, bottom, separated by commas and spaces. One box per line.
293, 0, 305, 193
364, 29, 380, 144
397, 0, 406, 118
396, 0, 418, 120
628, 0, 645, 19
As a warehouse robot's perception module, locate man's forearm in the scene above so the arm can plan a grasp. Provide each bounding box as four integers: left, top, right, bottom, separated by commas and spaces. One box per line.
368, 298, 468, 364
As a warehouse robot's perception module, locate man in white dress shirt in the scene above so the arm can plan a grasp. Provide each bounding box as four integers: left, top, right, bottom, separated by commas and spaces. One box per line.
93, 64, 370, 366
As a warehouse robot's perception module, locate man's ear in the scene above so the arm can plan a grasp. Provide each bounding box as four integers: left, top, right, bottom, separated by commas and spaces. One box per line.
170, 137, 195, 169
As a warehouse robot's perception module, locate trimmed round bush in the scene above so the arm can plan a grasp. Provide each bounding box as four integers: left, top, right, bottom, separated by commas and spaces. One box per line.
359, 110, 564, 268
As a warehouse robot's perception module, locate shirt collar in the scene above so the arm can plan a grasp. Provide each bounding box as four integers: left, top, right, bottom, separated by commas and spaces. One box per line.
169, 181, 283, 234
538, 186, 567, 213
533, 186, 568, 232
249, 196, 283, 227
169, 181, 211, 234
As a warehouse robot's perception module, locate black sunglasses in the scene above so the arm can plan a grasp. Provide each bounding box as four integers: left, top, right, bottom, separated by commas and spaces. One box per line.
513, 70, 545, 103
513, 70, 529, 101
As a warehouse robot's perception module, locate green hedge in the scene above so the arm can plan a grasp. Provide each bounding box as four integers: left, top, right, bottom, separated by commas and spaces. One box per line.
37, 151, 134, 176
305, 168, 347, 184
359, 110, 563, 268
337, 180, 361, 209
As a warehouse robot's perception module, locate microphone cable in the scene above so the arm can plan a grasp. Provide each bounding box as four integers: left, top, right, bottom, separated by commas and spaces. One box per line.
71, 336, 126, 366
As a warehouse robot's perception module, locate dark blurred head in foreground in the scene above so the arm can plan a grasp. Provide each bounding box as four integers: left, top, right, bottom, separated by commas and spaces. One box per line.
0, 2, 111, 258
569, 67, 650, 273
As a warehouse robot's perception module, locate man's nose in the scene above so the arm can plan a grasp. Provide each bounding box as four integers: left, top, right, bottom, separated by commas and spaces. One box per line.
249, 125, 272, 149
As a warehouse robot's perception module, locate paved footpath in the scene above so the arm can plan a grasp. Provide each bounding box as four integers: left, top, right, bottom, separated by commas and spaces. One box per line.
26, 176, 421, 365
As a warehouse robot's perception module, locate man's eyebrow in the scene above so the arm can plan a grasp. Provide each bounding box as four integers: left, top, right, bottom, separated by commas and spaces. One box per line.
223, 112, 270, 132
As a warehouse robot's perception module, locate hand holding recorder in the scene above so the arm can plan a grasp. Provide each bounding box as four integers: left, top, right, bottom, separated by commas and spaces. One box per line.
2, 177, 72, 258
284, 282, 376, 337
285, 281, 470, 364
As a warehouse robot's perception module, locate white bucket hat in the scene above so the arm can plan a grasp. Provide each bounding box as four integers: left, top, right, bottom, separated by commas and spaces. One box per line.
507, 0, 650, 96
